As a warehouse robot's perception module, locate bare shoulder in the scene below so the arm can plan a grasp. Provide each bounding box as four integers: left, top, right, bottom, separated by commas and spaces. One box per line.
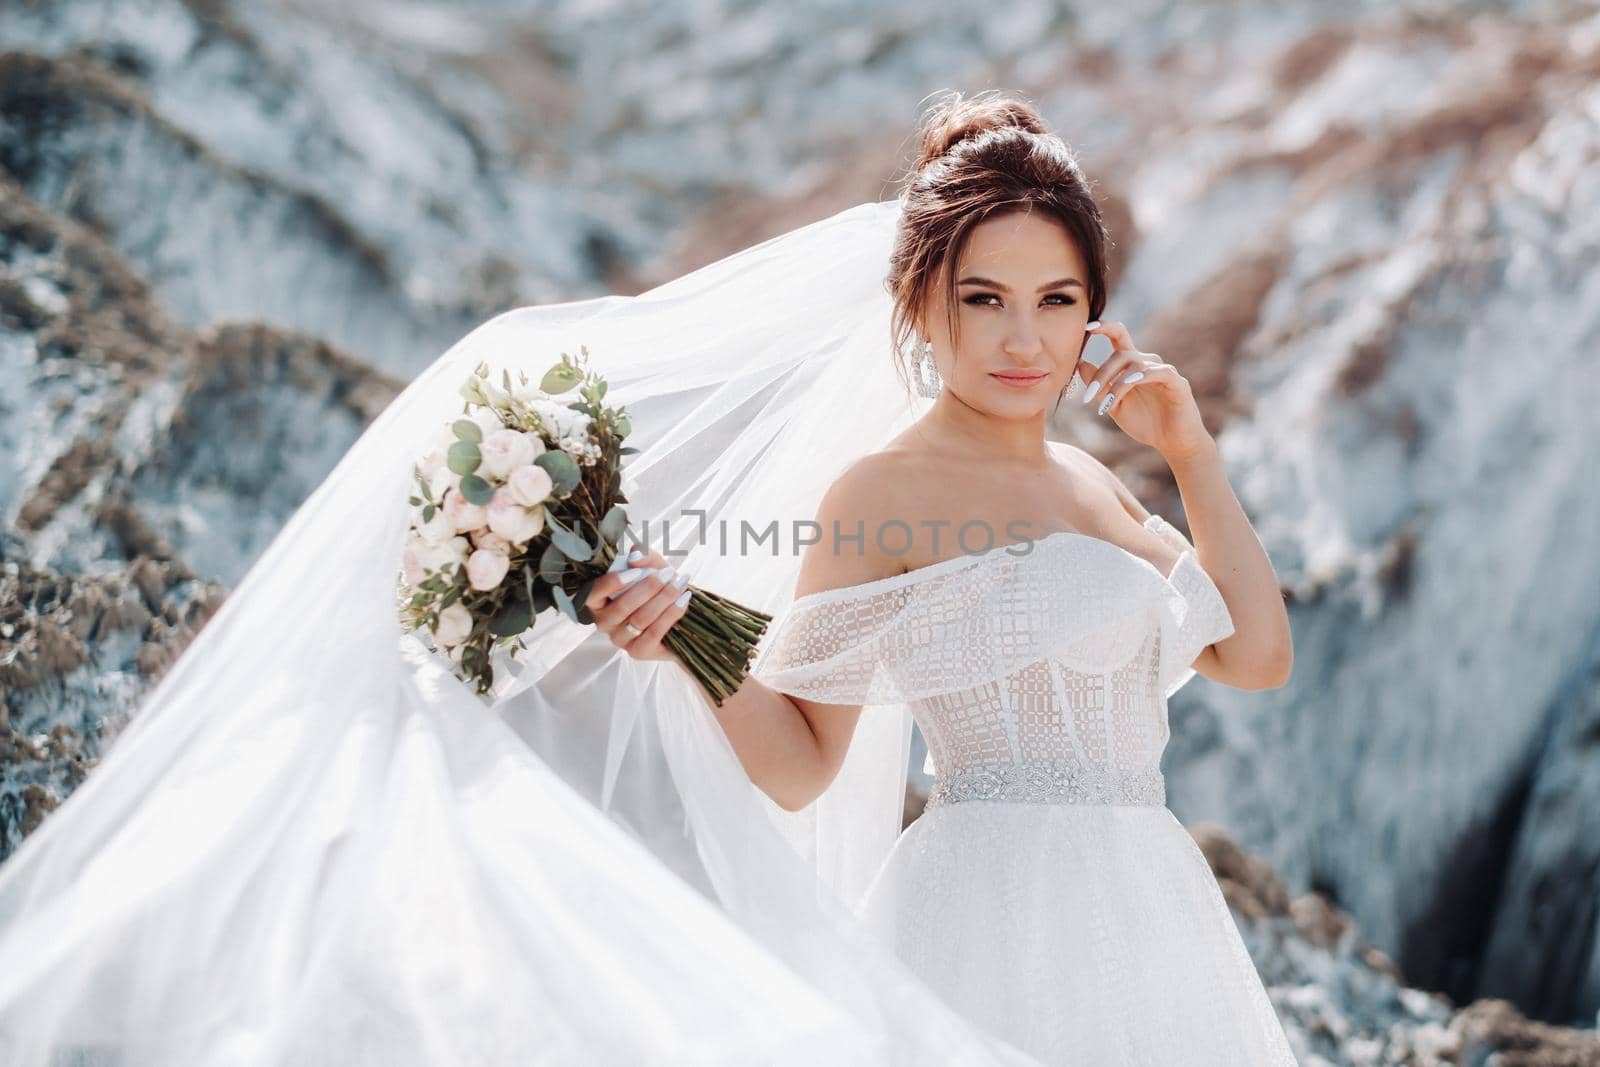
790, 452, 912, 600
1047, 440, 1152, 524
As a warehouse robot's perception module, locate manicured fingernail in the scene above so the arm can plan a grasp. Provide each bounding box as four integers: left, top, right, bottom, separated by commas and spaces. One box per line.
617, 568, 647, 586
672, 571, 690, 589
1081, 380, 1101, 405
1084, 320, 1100, 330
606, 553, 629, 573
1120, 370, 1144, 384
627, 549, 644, 562
674, 589, 691, 609
1097, 393, 1114, 416
654, 565, 675, 583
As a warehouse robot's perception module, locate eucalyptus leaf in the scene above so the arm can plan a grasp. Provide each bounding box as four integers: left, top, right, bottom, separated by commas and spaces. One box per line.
533, 450, 580, 495
600, 505, 628, 544
459, 473, 494, 506
551, 585, 578, 623
489, 600, 531, 638
546, 513, 593, 562
615, 415, 631, 437
573, 576, 598, 626
452, 419, 482, 443
539, 542, 568, 584
447, 440, 481, 476
540, 363, 582, 394
423, 504, 436, 522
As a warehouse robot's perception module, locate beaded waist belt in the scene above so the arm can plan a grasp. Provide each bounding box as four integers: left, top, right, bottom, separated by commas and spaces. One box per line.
924, 759, 1165, 808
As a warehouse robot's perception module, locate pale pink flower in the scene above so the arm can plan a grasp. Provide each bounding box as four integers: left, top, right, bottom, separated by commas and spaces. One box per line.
479, 428, 536, 480
442, 486, 488, 532
506, 464, 554, 507
472, 529, 514, 555
465, 548, 511, 591
486, 487, 545, 544
432, 602, 473, 647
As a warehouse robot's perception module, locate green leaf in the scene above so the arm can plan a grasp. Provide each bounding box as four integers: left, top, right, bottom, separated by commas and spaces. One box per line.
546, 512, 594, 562
594, 379, 607, 401
540, 363, 583, 394
614, 415, 631, 438
422, 504, 436, 522
539, 542, 568, 584
447, 440, 481, 476
551, 585, 578, 623
501, 368, 512, 393
408, 496, 422, 506
533, 450, 581, 495
459, 473, 494, 506
600, 505, 628, 545
619, 446, 639, 456
489, 599, 531, 638
573, 576, 599, 626
452, 418, 483, 443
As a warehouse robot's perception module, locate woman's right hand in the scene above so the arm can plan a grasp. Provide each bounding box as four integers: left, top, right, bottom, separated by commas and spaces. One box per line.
583, 547, 692, 662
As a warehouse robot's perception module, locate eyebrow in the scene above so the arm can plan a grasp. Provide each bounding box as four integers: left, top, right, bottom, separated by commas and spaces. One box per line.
957, 275, 1085, 293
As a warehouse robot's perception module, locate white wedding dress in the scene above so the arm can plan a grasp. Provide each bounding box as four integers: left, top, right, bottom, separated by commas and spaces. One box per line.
0, 198, 1299, 1065
752, 509, 1299, 1064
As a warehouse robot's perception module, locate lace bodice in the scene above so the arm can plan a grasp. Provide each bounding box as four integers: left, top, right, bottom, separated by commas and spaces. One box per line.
752, 514, 1235, 810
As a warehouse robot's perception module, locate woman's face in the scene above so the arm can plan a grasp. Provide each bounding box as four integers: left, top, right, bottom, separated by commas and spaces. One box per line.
919, 209, 1091, 418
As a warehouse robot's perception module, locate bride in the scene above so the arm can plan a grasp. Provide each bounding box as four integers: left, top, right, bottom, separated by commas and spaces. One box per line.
0, 90, 1299, 1065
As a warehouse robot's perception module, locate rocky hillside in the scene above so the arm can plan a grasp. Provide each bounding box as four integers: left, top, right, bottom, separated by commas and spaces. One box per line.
3, 0, 1598, 1062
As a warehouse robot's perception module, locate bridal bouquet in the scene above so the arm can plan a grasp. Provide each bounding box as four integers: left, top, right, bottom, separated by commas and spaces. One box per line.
398, 348, 771, 705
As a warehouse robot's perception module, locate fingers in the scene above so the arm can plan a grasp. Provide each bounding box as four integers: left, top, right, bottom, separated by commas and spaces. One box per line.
626, 578, 694, 658
1085, 319, 1138, 353
590, 560, 691, 655
588, 547, 666, 607
1080, 350, 1142, 409
1099, 358, 1177, 418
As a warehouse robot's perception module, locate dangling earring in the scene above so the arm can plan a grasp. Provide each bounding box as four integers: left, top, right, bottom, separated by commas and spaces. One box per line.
912, 337, 942, 398
1062, 364, 1085, 402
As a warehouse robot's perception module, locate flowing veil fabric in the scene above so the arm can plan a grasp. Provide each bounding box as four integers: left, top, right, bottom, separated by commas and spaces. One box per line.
0, 200, 1046, 1064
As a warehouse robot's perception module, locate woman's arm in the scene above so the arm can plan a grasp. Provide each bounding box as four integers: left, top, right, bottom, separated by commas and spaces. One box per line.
1155, 439, 1292, 689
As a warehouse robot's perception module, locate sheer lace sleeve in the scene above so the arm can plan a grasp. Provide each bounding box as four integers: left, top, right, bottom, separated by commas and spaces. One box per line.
751, 533, 1180, 706
1142, 514, 1235, 697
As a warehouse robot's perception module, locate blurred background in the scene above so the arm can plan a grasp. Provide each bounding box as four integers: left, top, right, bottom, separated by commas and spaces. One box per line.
2, 0, 1598, 1062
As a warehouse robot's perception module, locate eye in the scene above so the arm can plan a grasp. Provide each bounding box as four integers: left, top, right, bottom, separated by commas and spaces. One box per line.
962, 293, 1077, 307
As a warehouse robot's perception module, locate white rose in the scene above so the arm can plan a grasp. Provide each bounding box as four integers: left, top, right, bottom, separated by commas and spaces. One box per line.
417, 535, 470, 581
442, 486, 488, 533
506, 464, 554, 507
415, 502, 455, 546
478, 428, 536, 480
521, 431, 546, 459
432, 602, 473, 648
401, 532, 431, 586
472, 529, 513, 555
465, 548, 511, 591
486, 487, 545, 544
416, 445, 446, 482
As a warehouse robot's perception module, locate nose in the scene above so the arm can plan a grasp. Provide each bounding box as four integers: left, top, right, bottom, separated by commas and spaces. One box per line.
1001, 316, 1045, 362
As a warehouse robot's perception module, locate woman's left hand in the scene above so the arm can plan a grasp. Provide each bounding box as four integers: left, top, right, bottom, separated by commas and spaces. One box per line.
1079, 321, 1213, 462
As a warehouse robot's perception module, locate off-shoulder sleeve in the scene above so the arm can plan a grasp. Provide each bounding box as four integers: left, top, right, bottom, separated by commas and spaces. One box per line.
749, 585, 913, 704
1143, 514, 1235, 697
751, 537, 1167, 706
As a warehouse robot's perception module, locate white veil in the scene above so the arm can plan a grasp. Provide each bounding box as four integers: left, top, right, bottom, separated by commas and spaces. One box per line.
0, 199, 1043, 1065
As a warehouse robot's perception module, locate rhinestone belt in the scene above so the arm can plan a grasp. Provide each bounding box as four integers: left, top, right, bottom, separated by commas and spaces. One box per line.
924, 759, 1165, 809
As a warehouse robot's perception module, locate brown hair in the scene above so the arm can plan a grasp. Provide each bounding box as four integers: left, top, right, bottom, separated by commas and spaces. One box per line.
886, 89, 1111, 410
